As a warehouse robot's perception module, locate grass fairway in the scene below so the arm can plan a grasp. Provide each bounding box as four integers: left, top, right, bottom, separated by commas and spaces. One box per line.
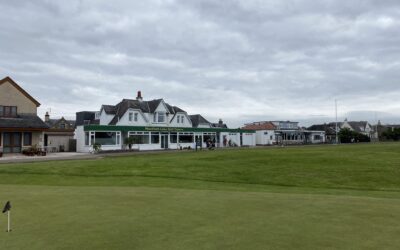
0, 143, 400, 249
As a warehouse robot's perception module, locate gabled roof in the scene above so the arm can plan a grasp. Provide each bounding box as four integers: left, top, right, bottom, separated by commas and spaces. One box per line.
346, 121, 370, 133
46, 117, 76, 129
108, 99, 187, 125
0, 76, 41, 107
242, 122, 276, 130
189, 114, 211, 127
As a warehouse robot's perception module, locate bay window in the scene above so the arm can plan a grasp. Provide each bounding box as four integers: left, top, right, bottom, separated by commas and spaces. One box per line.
151, 132, 160, 144
90, 131, 121, 146
170, 133, 177, 143
128, 132, 150, 144
179, 133, 193, 143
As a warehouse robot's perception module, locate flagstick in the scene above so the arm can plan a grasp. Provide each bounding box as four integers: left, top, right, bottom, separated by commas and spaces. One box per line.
7, 211, 10, 232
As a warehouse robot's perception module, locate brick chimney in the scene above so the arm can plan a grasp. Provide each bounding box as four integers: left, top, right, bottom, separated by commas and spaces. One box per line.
45, 112, 50, 122
136, 91, 143, 101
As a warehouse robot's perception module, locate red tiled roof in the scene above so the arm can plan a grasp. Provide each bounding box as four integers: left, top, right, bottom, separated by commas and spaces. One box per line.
242, 122, 276, 130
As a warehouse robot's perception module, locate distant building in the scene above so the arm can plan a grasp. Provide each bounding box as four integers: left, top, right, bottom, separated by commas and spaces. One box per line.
44, 112, 75, 152
242, 121, 325, 145
308, 119, 378, 143
75, 91, 256, 152
374, 121, 400, 141
307, 123, 338, 143
341, 119, 375, 139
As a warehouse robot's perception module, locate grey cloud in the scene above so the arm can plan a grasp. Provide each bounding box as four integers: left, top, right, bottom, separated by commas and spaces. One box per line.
0, 0, 399, 127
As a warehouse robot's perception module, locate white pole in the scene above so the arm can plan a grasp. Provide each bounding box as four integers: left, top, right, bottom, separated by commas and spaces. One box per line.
335, 99, 338, 144
7, 211, 10, 232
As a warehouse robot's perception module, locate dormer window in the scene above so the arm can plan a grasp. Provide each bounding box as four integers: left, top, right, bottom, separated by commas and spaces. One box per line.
129, 112, 133, 122
0, 106, 17, 117
134, 113, 138, 122
158, 112, 165, 123
181, 116, 184, 124
153, 112, 166, 123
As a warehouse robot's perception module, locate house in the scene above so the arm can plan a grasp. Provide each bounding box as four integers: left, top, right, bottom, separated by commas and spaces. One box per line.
0, 76, 48, 154
242, 121, 277, 145
307, 123, 339, 143
43, 112, 76, 152
374, 121, 400, 141
242, 121, 325, 145
75, 91, 256, 152
341, 119, 375, 139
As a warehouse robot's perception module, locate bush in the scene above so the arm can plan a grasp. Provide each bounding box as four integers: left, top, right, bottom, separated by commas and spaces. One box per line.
92, 142, 102, 153
382, 128, 400, 141
339, 128, 371, 143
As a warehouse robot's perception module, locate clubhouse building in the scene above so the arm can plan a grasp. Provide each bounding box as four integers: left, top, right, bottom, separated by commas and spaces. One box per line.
75, 91, 256, 152
242, 121, 326, 145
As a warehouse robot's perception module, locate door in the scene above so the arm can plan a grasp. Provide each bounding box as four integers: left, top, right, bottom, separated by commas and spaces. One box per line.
161, 134, 168, 149
195, 135, 202, 148
3, 132, 22, 153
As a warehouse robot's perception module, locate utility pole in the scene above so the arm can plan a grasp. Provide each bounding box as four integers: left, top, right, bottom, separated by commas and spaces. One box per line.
335, 99, 338, 144
375, 111, 379, 142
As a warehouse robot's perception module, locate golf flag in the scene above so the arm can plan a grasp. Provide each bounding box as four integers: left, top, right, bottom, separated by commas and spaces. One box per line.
2, 201, 11, 213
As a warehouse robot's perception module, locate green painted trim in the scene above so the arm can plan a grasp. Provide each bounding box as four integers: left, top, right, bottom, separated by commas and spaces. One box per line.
83, 125, 255, 133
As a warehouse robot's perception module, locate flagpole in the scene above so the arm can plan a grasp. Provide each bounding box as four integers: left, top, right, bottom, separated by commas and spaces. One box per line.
335, 99, 338, 144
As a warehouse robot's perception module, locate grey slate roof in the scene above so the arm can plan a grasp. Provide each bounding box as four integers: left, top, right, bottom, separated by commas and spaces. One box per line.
307, 124, 337, 135
0, 114, 49, 129
101, 105, 117, 115
76, 111, 99, 127
108, 99, 187, 125
189, 114, 211, 128
211, 121, 228, 129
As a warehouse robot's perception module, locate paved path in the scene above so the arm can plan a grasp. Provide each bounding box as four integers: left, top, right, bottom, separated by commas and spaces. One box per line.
0, 149, 197, 164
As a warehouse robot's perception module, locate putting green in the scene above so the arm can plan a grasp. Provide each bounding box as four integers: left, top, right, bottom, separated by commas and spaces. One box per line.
0, 143, 399, 249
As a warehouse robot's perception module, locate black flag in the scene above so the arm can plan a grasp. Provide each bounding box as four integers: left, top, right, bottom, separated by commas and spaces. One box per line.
2, 201, 11, 213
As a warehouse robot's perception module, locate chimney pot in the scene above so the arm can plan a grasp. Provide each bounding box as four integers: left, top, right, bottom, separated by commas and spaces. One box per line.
45, 112, 50, 122
137, 91, 143, 101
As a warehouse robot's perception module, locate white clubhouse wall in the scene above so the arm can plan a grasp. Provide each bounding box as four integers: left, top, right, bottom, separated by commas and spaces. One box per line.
255, 130, 276, 145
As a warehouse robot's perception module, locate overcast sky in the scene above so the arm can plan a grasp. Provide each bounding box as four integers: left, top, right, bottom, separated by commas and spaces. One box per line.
1, 0, 399, 127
